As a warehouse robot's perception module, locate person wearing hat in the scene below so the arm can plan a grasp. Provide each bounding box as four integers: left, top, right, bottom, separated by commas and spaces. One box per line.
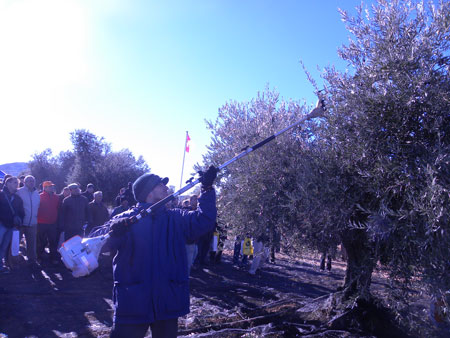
37, 181, 60, 264
61, 183, 90, 240
82, 183, 95, 202
111, 196, 130, 218
123, 181, 136, 206
108, 166, 218, 338
87, 191, 110, 235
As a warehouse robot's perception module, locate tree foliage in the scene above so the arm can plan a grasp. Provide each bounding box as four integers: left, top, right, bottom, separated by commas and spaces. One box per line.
201, 89, 321, 251
28, 149, 75, 190
95, 149, 149, 204
67, 129, 111, 187
28, 130, 149, 203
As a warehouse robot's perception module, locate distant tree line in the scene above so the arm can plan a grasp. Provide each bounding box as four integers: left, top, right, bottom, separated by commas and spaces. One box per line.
200, 0, 450, 320
28, 129, 149, 204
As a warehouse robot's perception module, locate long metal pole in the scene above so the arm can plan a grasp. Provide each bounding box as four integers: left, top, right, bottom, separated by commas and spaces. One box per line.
127, 104, 325, 224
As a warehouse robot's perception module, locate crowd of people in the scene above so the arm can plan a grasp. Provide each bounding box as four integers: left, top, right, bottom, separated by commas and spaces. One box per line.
0, 175, 118, 271
0, 169, 275, 337
0, 173, 270, 275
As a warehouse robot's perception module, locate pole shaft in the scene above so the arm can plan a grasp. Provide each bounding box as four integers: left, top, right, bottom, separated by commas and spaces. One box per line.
143, 109, 320, 215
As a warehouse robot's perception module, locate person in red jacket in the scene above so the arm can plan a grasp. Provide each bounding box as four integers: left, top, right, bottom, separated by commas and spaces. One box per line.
37, 181, 60, 264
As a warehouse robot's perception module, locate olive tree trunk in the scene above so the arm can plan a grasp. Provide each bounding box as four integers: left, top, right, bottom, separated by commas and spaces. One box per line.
340, 229, 375, 300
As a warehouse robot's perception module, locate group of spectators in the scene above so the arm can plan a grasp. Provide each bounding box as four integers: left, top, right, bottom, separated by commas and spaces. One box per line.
0, 173, 227, 276
0, 169, 275, 337
0, 174, 136, 273
180, 194, 275, 276
0, 173, 281, 279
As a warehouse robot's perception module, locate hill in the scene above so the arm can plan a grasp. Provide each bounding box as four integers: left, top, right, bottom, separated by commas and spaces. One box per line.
0, 162, 29, 177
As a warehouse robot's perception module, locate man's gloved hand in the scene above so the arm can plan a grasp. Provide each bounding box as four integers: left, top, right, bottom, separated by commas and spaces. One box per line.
198, 165, 218, 190
108, 217, 130, 238
309, 99, 326, 119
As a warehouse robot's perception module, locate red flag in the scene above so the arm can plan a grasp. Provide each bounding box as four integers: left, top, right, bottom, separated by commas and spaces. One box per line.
185, 132, 191, 153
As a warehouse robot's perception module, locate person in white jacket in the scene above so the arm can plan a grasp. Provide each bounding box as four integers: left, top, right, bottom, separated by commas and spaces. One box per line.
17, 175, 40, 265
249, 235, 270, 275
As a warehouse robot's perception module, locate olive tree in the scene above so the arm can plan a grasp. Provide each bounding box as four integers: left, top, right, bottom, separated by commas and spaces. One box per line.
203, 1, 450, 311
313, 0, 450, 299
29, 130, 149, 203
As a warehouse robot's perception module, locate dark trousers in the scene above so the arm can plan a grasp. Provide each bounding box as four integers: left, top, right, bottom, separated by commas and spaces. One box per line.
110, 318, 178, 338
242, 254, 248, 264
195, 233, 211, 266
209, 250, 216, 263
37, 223, 58, 260
233, 244, 241, 264
233, 251, 240, 264
215, 250, 223, 263
320, 252, 332, 271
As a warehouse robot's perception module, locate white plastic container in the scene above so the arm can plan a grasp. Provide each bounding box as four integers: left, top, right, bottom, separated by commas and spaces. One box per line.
58, 234, 109, 277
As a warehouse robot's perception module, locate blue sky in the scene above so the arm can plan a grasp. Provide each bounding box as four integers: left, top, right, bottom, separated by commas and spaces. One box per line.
0, 0, 368, 189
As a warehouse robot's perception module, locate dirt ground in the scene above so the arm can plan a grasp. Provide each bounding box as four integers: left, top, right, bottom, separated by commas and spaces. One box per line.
0, 248, 439, 338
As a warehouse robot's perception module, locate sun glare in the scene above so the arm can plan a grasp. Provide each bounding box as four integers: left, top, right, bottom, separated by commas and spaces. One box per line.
0, 0, 89, 113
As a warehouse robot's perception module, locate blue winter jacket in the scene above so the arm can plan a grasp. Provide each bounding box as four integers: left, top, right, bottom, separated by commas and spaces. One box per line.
109, 189, 216, 324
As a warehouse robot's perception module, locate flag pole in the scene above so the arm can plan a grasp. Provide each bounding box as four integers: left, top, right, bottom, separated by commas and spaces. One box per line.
179, 131, 188, 190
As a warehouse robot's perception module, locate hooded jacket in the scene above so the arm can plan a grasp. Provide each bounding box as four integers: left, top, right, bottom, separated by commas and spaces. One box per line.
109, 189, 217, 324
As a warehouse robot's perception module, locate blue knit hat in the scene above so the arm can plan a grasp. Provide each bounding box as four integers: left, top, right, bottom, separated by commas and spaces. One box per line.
133, 174, 169, 203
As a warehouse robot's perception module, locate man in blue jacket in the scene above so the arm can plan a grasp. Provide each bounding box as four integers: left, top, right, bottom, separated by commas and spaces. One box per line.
109, 166, 217, 338
0, 176, 24, 273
